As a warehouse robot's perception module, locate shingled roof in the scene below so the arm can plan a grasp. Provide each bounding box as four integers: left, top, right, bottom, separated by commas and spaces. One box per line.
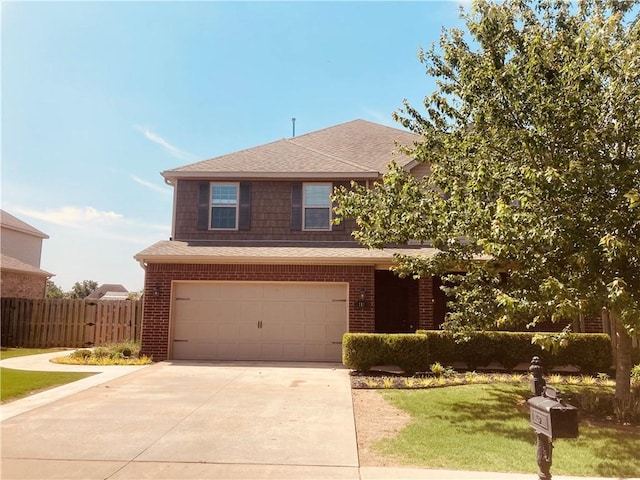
162, 119, 419, 181
134, 240, 438, 268
0, 254, 52, 277
0, 210, 49, 239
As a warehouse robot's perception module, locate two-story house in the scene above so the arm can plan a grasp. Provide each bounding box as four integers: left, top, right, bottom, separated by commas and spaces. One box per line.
135, 119, 448, 362
0, 210, 54, 299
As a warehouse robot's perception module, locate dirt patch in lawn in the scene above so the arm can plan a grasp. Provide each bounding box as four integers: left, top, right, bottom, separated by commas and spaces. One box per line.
351, 389, 411, 466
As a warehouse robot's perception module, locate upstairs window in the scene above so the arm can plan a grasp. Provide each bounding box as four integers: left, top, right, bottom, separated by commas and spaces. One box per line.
303, 183, 331, 230
211, 183, 238, 229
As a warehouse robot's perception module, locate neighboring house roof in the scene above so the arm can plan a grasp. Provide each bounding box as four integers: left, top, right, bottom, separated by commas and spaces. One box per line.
162, 119, 419, 181
86, 284, 129, 299
0, 210, 49, 239
0, 254, 53, 277
135, 240, 438, 269
98, 291, 130, 300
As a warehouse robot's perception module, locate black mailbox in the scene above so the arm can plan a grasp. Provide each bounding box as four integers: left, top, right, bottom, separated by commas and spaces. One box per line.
527, 386, 579, 439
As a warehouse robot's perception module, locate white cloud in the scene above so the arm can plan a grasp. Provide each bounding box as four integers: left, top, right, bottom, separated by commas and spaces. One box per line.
11, 205, 169, 245
134, 125, 196, 161
14, 206, 123, 229
130, 175, 172, 195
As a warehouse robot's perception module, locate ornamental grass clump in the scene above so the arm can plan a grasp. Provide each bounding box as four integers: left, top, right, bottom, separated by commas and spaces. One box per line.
53, 342, 152, 366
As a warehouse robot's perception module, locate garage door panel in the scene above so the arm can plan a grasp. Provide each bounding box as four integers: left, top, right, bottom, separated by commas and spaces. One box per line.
303, 304, 327, 322
218, 322, 240, 340
262, 302, 283, 322
171, 282, 348, 361
281, 323, 304, 340
173, 341, 194, 358
174, 321, 196, 340
326, 323, 346, 342
197, 321, 218, 339
327, 343, 342, 359
281, 303, 304, 321
195, 342, 218, 359
241, 303, 263, 321
262, 322, 283, 340
218, 343, 240, 359
327, 302, 347, 318
326, 284, 347, 299
260, 343, 284, 359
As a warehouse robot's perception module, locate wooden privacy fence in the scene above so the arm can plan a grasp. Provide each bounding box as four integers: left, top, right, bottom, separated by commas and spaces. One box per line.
1, 298, 143, 348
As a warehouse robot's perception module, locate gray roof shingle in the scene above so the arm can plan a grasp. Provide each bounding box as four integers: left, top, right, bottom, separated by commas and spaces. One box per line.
162, 119, 418, 180
0, 210, 49, 239
134, 240, 438, 267
0, 254, 53, 277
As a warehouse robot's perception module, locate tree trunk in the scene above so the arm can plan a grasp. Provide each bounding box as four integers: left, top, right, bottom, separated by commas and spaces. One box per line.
613, 312, 632, 402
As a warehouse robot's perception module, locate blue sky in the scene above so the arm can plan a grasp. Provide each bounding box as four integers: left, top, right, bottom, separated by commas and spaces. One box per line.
2, 1, 467, 292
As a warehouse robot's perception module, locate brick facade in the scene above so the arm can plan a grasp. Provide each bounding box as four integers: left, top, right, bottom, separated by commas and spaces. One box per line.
140, 263, 436, 361
0, 271, 47, 299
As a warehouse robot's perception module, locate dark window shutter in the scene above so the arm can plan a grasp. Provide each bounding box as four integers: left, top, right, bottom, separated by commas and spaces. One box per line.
291, 183, 302, 231
197, 182, 210, 230
331, 182, 346, 231
238, 182, 252, 231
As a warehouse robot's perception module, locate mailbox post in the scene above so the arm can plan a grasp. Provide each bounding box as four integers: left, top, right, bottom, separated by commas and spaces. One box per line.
528, 356, 579, 480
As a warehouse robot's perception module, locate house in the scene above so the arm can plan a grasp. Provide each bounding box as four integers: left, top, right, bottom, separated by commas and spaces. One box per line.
0, 210, 54, 299
134, 119, 448, 362
86, 283, 129, 300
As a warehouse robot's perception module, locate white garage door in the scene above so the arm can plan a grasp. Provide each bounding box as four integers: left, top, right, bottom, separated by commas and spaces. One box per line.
171, 282, 348, 362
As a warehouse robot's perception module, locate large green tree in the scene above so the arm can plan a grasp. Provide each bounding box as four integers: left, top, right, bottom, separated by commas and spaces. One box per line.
334, 0, 639, 400
45, 280, 65, 299
68, 280, 98, 299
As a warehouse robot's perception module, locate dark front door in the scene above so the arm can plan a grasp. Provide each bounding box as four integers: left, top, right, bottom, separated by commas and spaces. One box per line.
375, 270, 418, 333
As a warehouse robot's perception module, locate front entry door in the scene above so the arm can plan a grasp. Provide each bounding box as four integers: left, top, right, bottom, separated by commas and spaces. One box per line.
374, 271, 418, 333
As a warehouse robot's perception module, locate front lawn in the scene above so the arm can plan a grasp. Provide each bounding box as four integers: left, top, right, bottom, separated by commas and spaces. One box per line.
0, 348, 93, 403
377, 384, 640, 478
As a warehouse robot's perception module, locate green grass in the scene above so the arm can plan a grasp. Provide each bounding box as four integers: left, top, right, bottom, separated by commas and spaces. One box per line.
1, 368, 93, 402
1, 348, 93, 403
377, 384, 640, 478
0, 348, 68, 360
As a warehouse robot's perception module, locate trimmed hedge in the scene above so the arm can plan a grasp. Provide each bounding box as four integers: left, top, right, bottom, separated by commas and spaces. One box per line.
342, 333, 429, 374
343, 331, 612, 374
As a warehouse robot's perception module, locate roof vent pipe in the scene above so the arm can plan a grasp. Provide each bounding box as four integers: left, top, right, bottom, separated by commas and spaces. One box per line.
292, 117, 296, 137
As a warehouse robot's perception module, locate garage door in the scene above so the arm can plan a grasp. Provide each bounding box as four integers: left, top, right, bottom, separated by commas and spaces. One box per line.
171, 282, 348, 362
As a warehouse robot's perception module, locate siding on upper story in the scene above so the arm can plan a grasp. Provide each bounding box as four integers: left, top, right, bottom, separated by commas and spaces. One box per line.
173, 179, 360, 243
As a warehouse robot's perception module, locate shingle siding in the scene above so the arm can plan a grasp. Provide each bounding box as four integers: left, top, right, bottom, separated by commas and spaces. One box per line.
174, 179, 358, 242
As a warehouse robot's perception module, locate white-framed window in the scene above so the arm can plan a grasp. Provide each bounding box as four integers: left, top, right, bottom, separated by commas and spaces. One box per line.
210, 183, 239, 229
303, 183, 332, 230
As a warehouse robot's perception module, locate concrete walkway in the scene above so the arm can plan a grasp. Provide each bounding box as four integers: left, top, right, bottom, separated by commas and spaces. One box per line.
0, 353, 633, 480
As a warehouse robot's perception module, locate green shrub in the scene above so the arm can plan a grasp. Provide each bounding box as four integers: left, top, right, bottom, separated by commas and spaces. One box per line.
53, 342, 151, 366
342, 333, 429, 374
342, 334, 387, 371
632, 365, 640, 385
349, 331, 612, 374
69, 349, 92, 360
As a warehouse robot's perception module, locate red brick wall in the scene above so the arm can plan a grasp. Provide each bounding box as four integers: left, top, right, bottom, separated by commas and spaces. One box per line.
418, 277, 435, 329
140, 263, 377, 360
0, 271, 47, 299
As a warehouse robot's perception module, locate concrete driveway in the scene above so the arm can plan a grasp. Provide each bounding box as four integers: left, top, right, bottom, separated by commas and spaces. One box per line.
1, 361, 359, 479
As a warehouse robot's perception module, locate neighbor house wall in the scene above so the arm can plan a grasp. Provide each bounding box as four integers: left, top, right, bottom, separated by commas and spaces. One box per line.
0, 271, 47, 299
1, 229, 44, 267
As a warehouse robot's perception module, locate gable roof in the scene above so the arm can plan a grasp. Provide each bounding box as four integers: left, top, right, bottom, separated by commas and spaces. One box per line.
162, 119, 419, 182
86, 283, 129, 299
0, 210, 49, 239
